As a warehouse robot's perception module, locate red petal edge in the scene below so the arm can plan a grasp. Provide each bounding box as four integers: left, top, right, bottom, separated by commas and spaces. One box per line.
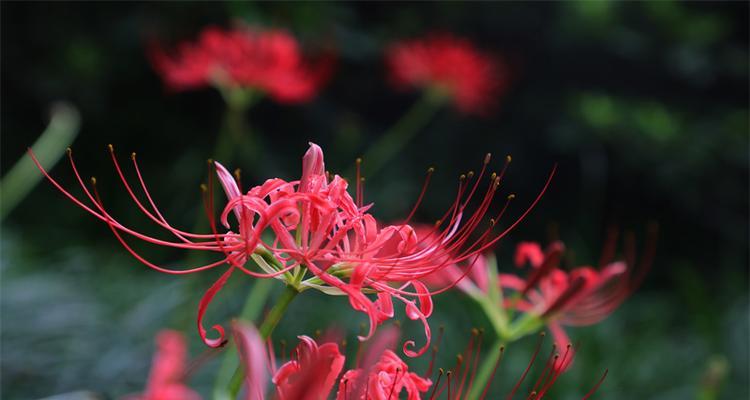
197, 266, 235, 347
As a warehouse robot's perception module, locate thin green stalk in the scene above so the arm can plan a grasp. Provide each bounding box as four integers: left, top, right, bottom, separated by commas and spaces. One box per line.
212, 278, 274, 400
506, 313, 544, 340
1, 102, 80, 220
475, 295, 510, 341
226, 284, 299, 399
354, 91, 444, 178
213, 98, 252, 166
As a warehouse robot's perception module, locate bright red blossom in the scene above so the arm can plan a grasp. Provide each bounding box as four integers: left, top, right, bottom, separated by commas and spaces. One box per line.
386, 34, 508, 115
30, 143, 553, 357
150, 26, 333, 103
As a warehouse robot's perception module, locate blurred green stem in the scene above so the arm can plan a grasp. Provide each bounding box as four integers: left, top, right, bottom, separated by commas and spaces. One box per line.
212, 278, 274, 400
1, 102, 80, 221
213, 87, 259, 165
226, 284, 299, 399
355, 91, 445, 178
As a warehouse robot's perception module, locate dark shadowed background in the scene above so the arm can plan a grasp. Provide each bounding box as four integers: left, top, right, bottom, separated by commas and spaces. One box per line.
2, 2, 748, 399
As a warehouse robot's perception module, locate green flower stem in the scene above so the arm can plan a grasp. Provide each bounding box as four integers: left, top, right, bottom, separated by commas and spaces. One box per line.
465, 311, 545, 399
506, 313, 544, 340
1, 102, 80, 221
213, 89, 258, 165
354, 91, 445, 178
481, 255, 509, 335
475, 295, 510, 340
226, 284, 299, 399
212, 278, 274, 400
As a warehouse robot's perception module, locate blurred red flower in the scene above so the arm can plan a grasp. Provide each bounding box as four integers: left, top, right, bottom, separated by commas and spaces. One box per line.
149, 26, 334, 103
135, 330, 201, 400
501, 229, 657, 369
386, 33, 508, 115
336, 349, 431, 400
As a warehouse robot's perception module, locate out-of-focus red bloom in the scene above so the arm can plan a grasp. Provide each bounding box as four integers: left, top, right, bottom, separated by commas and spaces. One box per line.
337, 350, 432, 400
30, 143, 553, 357
422, 227, 655, 372
149, 26, 334, 103
233, 322, 270, 400
386, 33, 508, 115
500, 229, 657, 369
134, 330, 201, 400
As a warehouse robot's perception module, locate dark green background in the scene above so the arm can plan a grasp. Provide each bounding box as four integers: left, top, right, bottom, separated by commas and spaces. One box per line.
2, 2, 748, 399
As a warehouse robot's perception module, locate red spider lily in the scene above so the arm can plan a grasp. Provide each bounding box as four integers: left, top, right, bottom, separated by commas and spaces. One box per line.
500, 227, 658, 369
386, 33, 509, 115
128, 330, 201, 400
233, 324, 604, 400
337, 350, 432, 400
29, 143, 553, 356
149, 26, 334, 103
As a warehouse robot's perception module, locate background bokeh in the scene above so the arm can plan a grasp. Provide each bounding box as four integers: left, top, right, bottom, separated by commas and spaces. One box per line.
2, 2, 748, 399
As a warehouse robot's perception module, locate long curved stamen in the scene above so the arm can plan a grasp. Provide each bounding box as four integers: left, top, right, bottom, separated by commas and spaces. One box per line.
507, 332, 546, 399
109, 145, 216, 243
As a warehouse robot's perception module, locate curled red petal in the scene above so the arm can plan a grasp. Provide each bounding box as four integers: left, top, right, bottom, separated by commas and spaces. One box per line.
197, 266, 235, 348
411, 280, 433, 317
401, 299, 431, 357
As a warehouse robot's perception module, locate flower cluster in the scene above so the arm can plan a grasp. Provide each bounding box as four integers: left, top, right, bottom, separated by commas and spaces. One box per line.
386, 33, 508, 115
150, 26, 334, 103
29, 23, 655, 398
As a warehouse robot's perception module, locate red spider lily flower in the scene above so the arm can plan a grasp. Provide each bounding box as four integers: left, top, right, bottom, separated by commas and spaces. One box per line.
29, 144, 553, 357
149, 26, 334, 103
131, 330, 201, 400
337, 350, 432, 400
386, 33, 509, 115
500, 227, 657, 369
